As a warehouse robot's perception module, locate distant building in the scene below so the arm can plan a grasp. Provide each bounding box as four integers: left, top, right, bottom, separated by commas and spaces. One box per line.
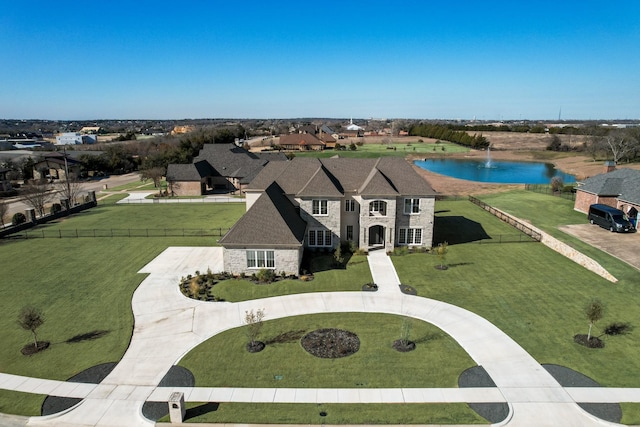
171, 125, 195, 135
56, 132, 97, 145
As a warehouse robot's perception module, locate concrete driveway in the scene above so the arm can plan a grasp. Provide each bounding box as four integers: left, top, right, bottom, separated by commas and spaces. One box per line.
559, 223, 640, 271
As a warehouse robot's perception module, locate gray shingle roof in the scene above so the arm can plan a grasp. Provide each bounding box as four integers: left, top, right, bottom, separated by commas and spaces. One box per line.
166, 161, 211, 181
218, 182, 307, 247
247, 156, 436, 198
577, 168, 640, 204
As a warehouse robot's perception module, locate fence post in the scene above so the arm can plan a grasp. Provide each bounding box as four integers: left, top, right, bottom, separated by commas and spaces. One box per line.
59, 230, 62, 238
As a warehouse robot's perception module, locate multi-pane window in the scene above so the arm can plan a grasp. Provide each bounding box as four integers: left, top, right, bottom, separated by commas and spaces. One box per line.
369, 200, 387, 216
308, 229, 332, 247
246, 250, 275, 268
312, 199, 328, 215
398, 228, 422, 245
404, 198, 420, 214
346, 225, 353, 241
345, 199, 356, 212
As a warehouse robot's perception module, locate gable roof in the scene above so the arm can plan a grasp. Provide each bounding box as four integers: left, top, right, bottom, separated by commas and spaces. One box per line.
247, 156, 436, 198
279, 133, 325, 147
166, 160, 211, 181
578, 168, 640, 204
218, 182, 307, 247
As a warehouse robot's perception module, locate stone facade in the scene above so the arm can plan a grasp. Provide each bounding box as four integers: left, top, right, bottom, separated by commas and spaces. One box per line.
223, 247, 302, 276
299, 198, 342, 249
171, 181, 203, 197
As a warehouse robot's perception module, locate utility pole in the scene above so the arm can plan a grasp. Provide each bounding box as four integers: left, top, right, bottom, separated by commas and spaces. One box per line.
63, 145, 71, 204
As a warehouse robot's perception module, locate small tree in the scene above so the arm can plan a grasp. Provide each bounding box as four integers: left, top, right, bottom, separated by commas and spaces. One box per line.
141, 166, 166, 196
551, 176, 564, 193
586, 299, 604, 341
244, 308, 265, 348
436, 242, 448, 269
399, 317, 412, 347
17, 306, 44, 350
55, 178, 84, 207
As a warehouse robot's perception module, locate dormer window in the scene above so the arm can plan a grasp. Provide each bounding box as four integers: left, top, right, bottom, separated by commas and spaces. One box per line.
369, 200, 387, 216
312, 199, 328, 216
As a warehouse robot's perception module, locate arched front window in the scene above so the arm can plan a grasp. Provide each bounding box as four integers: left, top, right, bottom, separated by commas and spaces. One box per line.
369, 200, 387, 216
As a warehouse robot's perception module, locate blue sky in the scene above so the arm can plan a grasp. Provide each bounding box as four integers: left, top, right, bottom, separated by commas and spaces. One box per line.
1, 1, 638, 120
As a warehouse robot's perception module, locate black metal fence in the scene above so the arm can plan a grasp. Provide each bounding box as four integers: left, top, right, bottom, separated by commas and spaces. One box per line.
524, 183, 576, 201
468, 196, 542, 242
6, 228, 229, 240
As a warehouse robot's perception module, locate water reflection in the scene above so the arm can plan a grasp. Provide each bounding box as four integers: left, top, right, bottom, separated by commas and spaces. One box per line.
414, 158, 576, 184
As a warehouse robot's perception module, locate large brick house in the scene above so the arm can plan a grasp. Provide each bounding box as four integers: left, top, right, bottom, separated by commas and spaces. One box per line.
574, 165, 640, 225
219, 157, 436, 275
166, 144, 287, 196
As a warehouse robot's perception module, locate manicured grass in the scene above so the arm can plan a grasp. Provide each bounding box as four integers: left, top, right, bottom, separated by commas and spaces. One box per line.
213, 255, 371, 302
294, 141, 469, 158
621, 403, 640, 425
33, 202, 245, 235
393, 199, 640, 390
0, 202, 246, 416
106, 179, 165, 191
0, 390, 46, 416
478, 190, 638, 281
158, 402, 487, 424
180, 313, 475, 388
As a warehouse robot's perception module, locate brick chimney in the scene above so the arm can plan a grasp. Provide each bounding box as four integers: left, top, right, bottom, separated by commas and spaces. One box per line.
603, 161, 616, 173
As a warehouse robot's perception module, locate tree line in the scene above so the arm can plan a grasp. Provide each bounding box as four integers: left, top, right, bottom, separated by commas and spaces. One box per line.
408, 123, 489, 149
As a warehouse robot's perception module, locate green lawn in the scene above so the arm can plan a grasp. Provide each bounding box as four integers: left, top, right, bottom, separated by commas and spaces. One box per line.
159, 402, 486, 424
106, 178, 165, 191
213, 254, 371, 302
0, 202, 246, 416
393, 199, 640, 390
294, 141, 469, 158
175, 312, 486, 424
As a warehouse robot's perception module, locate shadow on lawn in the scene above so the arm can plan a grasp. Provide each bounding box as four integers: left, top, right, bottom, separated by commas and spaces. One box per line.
433, 215, 491, 245
65, 329, 110, 344
185, 402, 220, 420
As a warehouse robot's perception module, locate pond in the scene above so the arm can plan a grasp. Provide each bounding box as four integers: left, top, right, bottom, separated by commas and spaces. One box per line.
414, 157, 576, 184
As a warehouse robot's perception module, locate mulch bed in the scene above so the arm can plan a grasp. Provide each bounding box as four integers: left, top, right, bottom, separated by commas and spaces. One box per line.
399, 284, 417, 295
21, 341, 50, 356
142, 366, 195, 421
301, 328, 360, 358
573, 334, 605, 348
246, 341, 266, 353
392, 339, 416, 352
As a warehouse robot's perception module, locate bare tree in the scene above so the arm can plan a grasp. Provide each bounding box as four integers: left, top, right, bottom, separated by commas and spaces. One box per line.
597, 129, 640, 163
0, 199, 8, 227
22, 180, 54, 217
140, 166, 166, 196
244, 308, 265, 352
17, 306, 44, 350
56, 178, 84, 206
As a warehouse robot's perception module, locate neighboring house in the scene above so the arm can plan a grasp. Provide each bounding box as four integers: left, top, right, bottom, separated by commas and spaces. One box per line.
32, 152, 82, 181
166, 144, 287, 196
278, 133, 325, 151
219, 157, 436, 275
574, 164, 640, 224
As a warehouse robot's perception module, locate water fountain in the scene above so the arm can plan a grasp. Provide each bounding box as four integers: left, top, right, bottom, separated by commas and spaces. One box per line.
484, 146, 493, 168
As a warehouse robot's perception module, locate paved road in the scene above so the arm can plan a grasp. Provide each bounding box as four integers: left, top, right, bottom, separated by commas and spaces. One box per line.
4, 173, 141, 218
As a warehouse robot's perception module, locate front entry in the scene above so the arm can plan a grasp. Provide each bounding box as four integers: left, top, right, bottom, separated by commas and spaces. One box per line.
368, 225, 385, 246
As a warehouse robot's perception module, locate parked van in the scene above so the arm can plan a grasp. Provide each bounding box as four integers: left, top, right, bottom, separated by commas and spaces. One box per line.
588, 204, 634, 233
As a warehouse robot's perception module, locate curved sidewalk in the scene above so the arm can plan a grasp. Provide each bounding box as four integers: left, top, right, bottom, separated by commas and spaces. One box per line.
1, 248, 638, 426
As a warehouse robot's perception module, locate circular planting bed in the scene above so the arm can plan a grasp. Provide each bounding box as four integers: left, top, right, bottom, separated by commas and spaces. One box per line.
399, 284, 417, 295
573, 334, 605, 348
301, 328, 360, 358
21, 341, 50, 356
392, 339, 416, 352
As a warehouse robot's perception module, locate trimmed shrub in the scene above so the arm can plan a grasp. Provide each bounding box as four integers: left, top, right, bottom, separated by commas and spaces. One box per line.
12, 212, 26, 225
256, 268, 276, 283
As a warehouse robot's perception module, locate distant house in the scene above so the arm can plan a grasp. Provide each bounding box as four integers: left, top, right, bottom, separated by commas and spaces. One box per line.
278, 133, 325, 151
574, 163, 640, 224
32, 152, 82, 181
166, 144, 287, 196
219, 157, 436, 275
